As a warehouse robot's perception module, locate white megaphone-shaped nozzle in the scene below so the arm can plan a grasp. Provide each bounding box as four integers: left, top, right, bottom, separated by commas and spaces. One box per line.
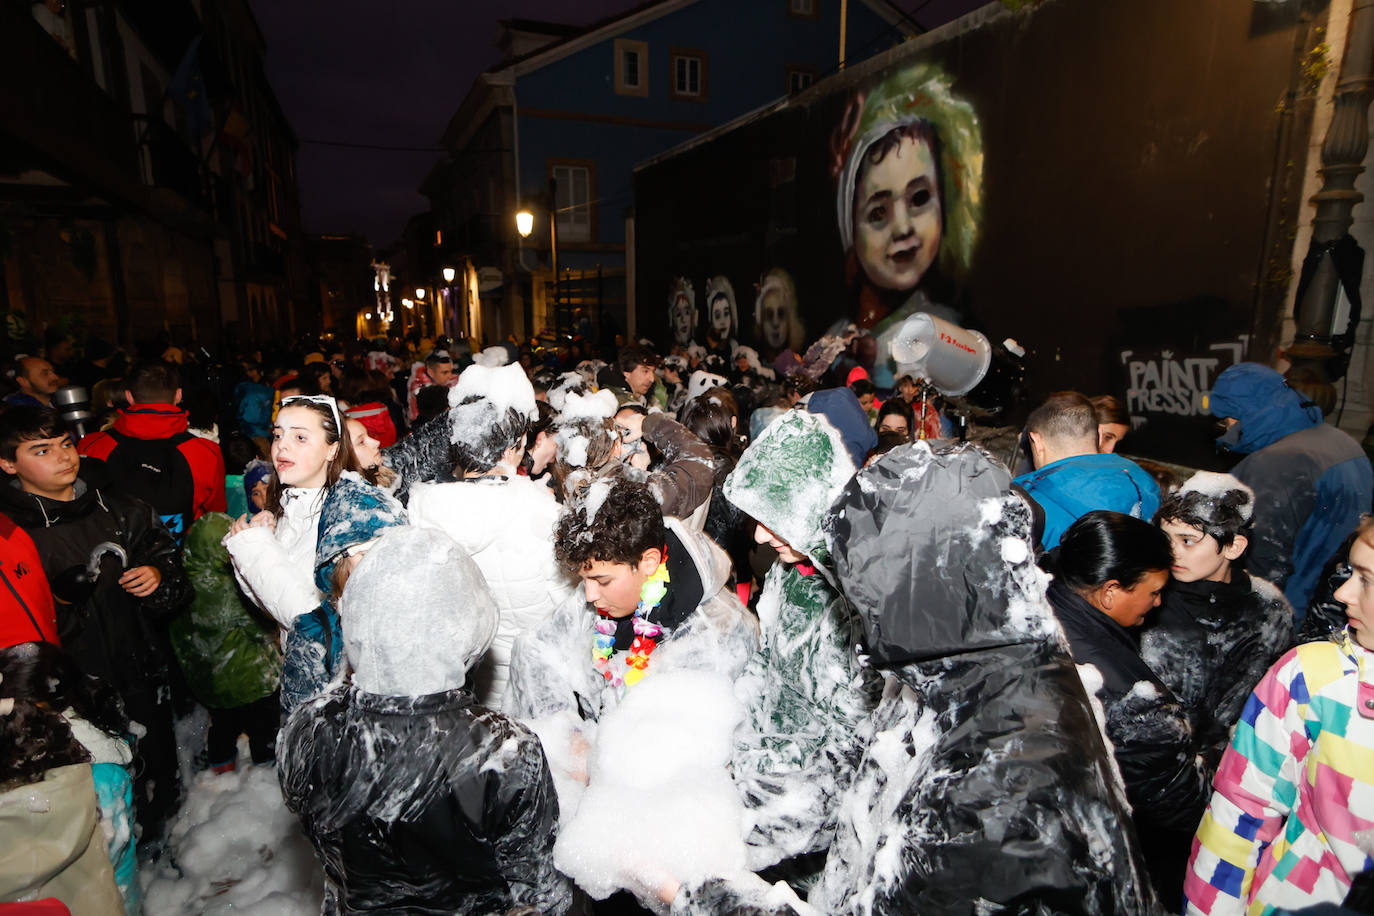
890, 312, 992, 397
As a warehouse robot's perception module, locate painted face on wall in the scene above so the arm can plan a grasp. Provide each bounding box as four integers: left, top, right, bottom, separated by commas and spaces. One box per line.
758, 288, 789, 349
669, 278, 695, 346
710, 294, 733, 338
853, 133, 942, 292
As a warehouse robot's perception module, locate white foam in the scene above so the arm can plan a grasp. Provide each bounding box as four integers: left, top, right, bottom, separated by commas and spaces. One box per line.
450, 362, 537, 420
142, 760, 323, 914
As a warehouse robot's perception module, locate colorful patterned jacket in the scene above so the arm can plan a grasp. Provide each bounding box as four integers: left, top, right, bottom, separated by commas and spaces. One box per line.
1184, 630, 1374, 916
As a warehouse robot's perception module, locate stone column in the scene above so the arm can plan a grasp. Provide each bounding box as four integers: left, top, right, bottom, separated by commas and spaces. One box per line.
1288, 0, 1374, 401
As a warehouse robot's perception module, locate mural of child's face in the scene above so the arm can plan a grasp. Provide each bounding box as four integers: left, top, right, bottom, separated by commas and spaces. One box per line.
710, 295, 733, 338
760, 293, 788, 349
671, 295, 694, 345
853, 134, 942, 291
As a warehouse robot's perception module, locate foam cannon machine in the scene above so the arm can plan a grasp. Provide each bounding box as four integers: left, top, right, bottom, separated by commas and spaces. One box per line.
888, 312, 1026, 440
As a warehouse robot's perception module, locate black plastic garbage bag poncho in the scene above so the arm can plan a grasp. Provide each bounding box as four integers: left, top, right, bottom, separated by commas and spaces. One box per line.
809, 441, 1158, 916
278, 527, 572, 915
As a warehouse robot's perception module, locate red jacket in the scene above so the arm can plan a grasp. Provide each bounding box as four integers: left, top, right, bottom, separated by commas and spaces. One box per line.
0, 512, 59, 647
77, 404, 226, 539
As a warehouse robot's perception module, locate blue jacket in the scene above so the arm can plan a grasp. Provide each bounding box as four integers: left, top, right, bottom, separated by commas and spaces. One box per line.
807, 388, 878, 468
233, 380, 274, 439
1209, 364, 1372, 616
1014, 453, 1161, 549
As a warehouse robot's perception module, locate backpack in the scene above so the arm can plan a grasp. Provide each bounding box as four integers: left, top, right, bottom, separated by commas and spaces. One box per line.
96, 431, 196, 542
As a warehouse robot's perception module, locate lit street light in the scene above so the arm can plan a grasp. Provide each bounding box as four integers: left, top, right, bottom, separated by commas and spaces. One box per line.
515, 209, 534, 238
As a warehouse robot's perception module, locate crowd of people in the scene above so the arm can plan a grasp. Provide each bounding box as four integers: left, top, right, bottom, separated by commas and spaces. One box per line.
1, 323, 1373, 916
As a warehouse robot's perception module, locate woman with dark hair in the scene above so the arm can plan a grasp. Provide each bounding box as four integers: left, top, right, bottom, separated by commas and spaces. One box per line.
874, 397, 915, 441
1091, 394, 1132, 453
1048, 510, 1212, 907
680, 388, 752, 596
522, 400, 558, 485
0, 641, 139, 911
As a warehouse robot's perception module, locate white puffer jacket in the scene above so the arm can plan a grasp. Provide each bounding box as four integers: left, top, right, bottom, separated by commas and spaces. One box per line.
408, 473, 574, 708
224, 486, 326, 634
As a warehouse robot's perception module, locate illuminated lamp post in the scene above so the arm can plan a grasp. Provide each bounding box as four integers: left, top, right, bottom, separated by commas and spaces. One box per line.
516, 176, 559, 336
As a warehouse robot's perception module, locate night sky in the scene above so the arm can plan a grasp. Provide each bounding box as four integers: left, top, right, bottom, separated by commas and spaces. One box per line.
252, 0, 985, 248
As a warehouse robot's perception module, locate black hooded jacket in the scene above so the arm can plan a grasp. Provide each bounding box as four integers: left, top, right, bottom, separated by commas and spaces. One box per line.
0, 476, 189, 695
1139, 573, 1293, 756
810, 443, 1158, 916
1046, 580, 1212, 834
279, 685, 570, 915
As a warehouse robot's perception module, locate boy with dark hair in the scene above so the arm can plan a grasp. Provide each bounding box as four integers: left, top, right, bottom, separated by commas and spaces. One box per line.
0, 405, 190, 838
77, 360, 226, 541
506, 474, 758, 908
1142, 471, 1294, 758
1013, 390, 1160, 549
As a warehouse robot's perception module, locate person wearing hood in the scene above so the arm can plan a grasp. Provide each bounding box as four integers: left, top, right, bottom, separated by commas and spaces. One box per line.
279, 526, 572, 914
1048, 510, 1213, 907
678, 442, 1158, 915
805, 387, 878, 469
721, 410, 881, 883
76, 360, 226, 542
1207, 362, 1372, 616
505, 475, 759, 910
276, 470, 409, 718
407, 363, 571, 709
1141, 472, 1294, 759
0, 405, 190, 840
1013, 391, 1161, 550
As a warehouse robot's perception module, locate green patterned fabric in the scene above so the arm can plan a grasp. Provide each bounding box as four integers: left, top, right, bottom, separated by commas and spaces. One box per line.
169, 513, 281, 708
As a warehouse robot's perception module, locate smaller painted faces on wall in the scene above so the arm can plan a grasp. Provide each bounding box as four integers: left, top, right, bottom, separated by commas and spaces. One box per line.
669, 277, 696, 347
754, 267, 805, 353
830, 62, 983, 329
704, 275, 738, 346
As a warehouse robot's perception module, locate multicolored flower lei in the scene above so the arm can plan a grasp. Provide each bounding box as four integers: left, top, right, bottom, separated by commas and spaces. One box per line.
593, 556, 670, 690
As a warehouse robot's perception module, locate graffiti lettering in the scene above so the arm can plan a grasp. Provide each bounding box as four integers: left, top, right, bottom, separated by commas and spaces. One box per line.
1120, 338, 1247, 419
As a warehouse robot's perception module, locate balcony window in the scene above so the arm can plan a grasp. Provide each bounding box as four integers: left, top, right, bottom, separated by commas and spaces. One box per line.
788, 0, 818, 18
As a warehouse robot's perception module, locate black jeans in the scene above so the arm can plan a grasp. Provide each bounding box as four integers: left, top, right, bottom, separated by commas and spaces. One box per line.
207, 691, 280, 765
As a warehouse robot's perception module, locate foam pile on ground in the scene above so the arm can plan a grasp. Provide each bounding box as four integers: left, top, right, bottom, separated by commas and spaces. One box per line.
143, 760, 322, 915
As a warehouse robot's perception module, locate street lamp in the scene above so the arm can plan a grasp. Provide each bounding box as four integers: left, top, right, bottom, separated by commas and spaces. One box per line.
415, 288, 426, 300
516, 177, 560, 334
402, 298, 414, 309
442, 266, 456, 283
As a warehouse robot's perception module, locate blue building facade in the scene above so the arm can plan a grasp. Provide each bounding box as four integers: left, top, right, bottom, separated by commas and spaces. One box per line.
425, 0, 909, 347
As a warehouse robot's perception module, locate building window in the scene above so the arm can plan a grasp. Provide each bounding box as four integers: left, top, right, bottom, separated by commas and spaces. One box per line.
435, 229, 443, 246
786, 68, 816, 94
614, 38, 649, 98
787, 0, 818, 19
670, 48, 708, 101
550, 162, 594, 243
